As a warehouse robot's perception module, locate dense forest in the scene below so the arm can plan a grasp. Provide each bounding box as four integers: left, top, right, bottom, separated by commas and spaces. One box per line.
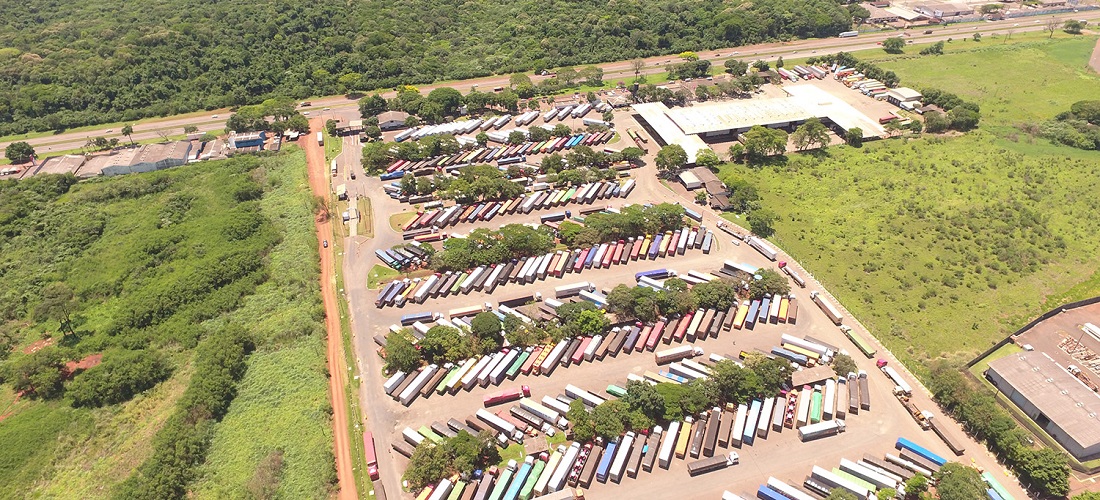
0, 151, 332, 498
0, 0, 853, 134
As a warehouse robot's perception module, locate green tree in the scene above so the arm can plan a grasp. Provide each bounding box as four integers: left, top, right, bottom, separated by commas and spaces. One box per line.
5, 347, 66, 399
122, 124, 136, 145
924, 111, 950, 133
325, 119, 338, 136
691, 280, 737, 310
706, 360, 763, 404
1064, 20, 1085, 35
752, 60, 771, 71
552, 123, 573, 137
876, 488, 896, 499
34, 282, 78, 336
427, 87, 465, 117
948, 108, 980, 131
568, 399, 597, 442
403, 442, 449, 489
826, 490, 858, 500
979, 3, 1002, 14
724, 59, 749, 76
1073, 493, 1100, 500
883, 37, 906, 54
67, 349, 173, 408
745, 354, 794, 396
655, 144, 688, 174
747, 268, 790, 299
694, 191, 708, 204
679, 51, 699, 61
182, 125, 198, 134
920, 41, 945, 56
726, 177, 760, 213
1017, 447, 1069, 497
580, 66, 604, 86
727, 143, 745, 162
747, 208, 778, 238
904, 474, 929, 498
833, 354, 857, 377
570, 309, 610, 337
934, 463, 987, 500
470, 312, 503, 346
384, 332, 421, 373
775, 56, 784, 68
419, 325, 475, 364
5, 141, 35, 163
792, 117, 830, 151
849, 4, 871, 25
695, 148, 720, 169
507, 130, 526, 145
475, 132, 489, 147
845, 127, 864, 147
620, 147, 645, 162
359, 94, 388, 118
622, 380, 666, 421
1071, 100, 1100, 125
529, 126, 551, 142
592, 400, 627, 439
741, 125, 788, 162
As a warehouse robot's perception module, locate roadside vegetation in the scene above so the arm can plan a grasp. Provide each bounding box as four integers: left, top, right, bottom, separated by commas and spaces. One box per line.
0, 149, 331, 497
0, 0, 859, 135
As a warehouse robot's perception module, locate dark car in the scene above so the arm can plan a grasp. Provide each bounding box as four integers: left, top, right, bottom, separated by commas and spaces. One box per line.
322, 240, 328, 248
923, 30, 933, 34
350, 172, 356, 179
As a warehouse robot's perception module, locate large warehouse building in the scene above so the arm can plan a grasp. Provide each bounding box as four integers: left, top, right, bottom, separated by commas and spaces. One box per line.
986, 352, 1100, 461
633, 84, 886, 163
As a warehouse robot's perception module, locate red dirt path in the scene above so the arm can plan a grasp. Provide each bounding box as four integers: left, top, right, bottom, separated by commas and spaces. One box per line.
1090, 37, 1100, 73
301, 121, 357, 500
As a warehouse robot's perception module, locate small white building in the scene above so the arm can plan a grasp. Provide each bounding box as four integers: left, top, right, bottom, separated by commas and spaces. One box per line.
679, 170, 703, 190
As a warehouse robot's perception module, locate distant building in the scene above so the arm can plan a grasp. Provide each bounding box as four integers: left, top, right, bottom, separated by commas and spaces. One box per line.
1039, 0, 1067, 6
378, 111, 411, 131
869, 0, 890, 7
914, 3, 974, 17
228, 131, 266, 149
336, 119, 364, 136
101, 141, 194, 176
885, 87, 923, 106
986, 352, 1100, 461
866, 5, 901, 23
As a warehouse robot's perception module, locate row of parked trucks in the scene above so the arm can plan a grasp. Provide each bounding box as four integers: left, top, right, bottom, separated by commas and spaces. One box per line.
374, 242, 431, 271
377, 227, 702, 310
383, 130, 616, 179
396, 178, 631, 237
382, 291, 787, 405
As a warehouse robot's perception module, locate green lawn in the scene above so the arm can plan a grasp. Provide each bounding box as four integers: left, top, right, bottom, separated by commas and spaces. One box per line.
390, 212, 417, 232
864, 35, 1100, 128
715, 35, 1100, 375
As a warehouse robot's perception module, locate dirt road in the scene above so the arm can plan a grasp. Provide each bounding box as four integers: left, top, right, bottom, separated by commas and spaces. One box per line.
1091, 36, 1100, 73
302, 119, 358, 500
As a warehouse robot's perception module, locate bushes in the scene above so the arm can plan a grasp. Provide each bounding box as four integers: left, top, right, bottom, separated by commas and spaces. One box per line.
403, 431, 500, 490
67, 349, 173, 408
114, 327, 254, 499
929, 362, 1069, 497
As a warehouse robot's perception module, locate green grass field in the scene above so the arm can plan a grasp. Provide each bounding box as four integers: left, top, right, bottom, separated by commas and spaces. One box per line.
718, 36, 1100, 373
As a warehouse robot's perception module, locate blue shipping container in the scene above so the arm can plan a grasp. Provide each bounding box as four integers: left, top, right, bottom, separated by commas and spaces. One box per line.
896, 437, 947, 466
757, 485, 790, 500
596, 442, 617, 483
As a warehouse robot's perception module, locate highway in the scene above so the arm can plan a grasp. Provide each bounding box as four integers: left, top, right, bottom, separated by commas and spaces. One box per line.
5, 10, 1097, 156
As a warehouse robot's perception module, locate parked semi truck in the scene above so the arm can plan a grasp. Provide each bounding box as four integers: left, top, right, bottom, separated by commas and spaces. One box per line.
687, 452, 739, 476
798, 419, 846, 441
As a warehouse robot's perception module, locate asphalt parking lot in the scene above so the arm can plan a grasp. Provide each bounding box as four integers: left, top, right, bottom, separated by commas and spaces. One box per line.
338, 95, 1029, 499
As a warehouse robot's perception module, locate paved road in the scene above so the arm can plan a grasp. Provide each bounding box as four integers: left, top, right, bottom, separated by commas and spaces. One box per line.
6, 11, 1097, 156
302, 119, 358, 500
337, 106, 1031, 498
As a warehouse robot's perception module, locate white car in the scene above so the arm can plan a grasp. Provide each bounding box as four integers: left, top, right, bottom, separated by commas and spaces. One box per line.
212, 115, 219, 118
303, 111, 310, 115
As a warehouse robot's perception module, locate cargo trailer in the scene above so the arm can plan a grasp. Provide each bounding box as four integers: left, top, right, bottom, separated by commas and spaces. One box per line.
658, 421, 681, 469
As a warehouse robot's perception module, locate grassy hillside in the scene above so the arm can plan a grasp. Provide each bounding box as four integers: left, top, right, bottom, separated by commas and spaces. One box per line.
0, 149, 331, 497
719, 35, 1100, 371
